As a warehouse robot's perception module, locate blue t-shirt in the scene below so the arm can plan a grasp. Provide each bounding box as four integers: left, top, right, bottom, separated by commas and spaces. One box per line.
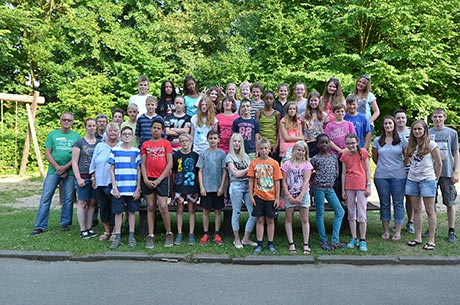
344, 112, 370, 148
197, 149, 227, 192
232, 117, 260, 154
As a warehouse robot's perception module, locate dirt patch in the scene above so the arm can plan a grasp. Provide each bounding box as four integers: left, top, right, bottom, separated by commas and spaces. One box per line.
0, 176, 60, 208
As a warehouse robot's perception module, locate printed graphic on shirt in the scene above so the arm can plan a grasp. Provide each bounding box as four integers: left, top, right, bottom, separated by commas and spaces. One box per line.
254, 164, 274, 193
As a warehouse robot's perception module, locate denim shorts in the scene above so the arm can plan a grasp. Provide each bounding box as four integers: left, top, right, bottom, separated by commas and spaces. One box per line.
75, 178, 96, 201
405, 179, 437, 197
112, 195, 140, 214
284, 193, 311, 209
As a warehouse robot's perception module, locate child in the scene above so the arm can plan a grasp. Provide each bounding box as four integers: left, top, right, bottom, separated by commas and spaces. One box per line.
274, 83, 290, 117
322, 77, 345, 122
240, 81, 251, 100
157, 80, 176, 118
279, 102, 303, 160
232, 98, 261, 159
121, 103, 139, 148
171, 133, 200, 245
405, 120, 441, 250
226, 83, 239, 111
183, 76, 203, 117
216, 95, 239, 153
141, 118, 174, 249
341, 133, 371, 252
255, 90, 280, 159
107, 126, 141, 249
249, 82, 264, 118
311, 134, 346, 251
429, 108, 459, 244
164, 96, 191, 152
354, 74, 380, 133
303, 90, 329, 158
281, 140, 313, 255
294, 82, 308, 115
208, 86, 222, 113
135, 95, 164, 149
128, 75, 151, 116
344, 94, 371, 150
112, 108, 125, 126
248, 138, 283, 254
226, 133, 257, 248
197, 130, 227, 245
191, 97, 218, 155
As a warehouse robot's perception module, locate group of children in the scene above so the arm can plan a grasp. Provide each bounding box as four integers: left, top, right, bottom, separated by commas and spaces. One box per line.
45, 74, 458, 254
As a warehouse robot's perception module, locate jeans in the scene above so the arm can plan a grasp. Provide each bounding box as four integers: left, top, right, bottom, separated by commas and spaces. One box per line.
34, 173, 75, 230
313, 188, 344, 243
374, 178, 406, 224
230, 180, 256, 233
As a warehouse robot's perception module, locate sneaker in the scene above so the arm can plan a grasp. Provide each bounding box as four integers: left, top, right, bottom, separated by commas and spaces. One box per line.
87, 229, 97, 238
347, 238, 358, 248
320, 241, 332, 251
268, 244, 276, 254
109, 239, 122, 250
359, 240, 368, 252
214, 234, 224, 246
145, 235, 155, 249
422, 228, 438, 238
174, 233, 183, 245
30, 228, 43, 236
253, 246, 263, 254
330, 242, 347, 249
61, 225, 70, 232
448, 232, 458, 244
164, 233, 174, 247
406, 223, 415, 234
200, 234, 210, 245
128, 237, 137, 248
188, 234, 196, 245
80, 231, 90, 239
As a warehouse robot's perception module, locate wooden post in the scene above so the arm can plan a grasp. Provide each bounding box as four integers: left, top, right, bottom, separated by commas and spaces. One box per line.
19, 91, 40, 176
26, 103, 45, 178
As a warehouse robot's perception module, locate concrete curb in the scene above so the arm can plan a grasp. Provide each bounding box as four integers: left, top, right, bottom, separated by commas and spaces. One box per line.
0, 250, 73, 261
232, 255, 314, 265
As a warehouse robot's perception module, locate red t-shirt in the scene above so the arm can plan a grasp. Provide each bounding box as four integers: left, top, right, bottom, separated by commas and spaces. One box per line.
340, 149, 369, 190
141, 138, 172, 178
216, 113, 239, 153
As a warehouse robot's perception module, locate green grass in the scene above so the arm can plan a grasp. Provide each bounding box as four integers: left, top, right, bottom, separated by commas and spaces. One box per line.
0, 205, 458, 257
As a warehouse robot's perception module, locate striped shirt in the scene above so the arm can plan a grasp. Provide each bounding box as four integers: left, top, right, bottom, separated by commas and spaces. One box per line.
135, 113, 164, 148
108, 146, 141, 196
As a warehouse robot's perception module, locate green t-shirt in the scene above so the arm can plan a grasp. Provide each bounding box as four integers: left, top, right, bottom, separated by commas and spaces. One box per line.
45, 129, 81, 175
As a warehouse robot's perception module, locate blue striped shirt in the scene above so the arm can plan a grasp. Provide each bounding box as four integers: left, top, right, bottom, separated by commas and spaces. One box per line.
135, 113, 164, 148
108, 146, 141, 196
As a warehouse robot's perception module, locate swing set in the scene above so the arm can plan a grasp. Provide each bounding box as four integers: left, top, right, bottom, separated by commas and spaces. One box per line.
0, 91, 46, 178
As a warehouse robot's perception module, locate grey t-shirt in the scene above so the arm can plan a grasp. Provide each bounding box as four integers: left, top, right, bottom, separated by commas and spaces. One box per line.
197, 148, 227, 192
429, 127, 459, 178
372, 136, 407, 179
225, 153, 250, 182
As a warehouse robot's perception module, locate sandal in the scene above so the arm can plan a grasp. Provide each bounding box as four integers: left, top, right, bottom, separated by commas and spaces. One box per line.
381, 233, 390, 240
407, 240, 422, 247
391, 235, 401, 241
423, 243, 436, 250
98, 232, 111, 242
288, 242, 297, 253
302, 243, 311, 255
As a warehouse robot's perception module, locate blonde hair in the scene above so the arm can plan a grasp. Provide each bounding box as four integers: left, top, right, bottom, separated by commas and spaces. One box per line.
145, 95, 158, 104
290, 140, 309, 164
228, 133, 250, 167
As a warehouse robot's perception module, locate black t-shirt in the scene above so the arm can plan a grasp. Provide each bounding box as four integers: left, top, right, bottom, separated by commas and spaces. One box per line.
172, 150, 200, 194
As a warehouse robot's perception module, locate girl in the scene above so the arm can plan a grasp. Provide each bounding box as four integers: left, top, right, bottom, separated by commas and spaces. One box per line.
404, 120, 441, 250
279, 102, 303, 160
255, 90, 280, 159
72, 118, 98, 239
281, 141, 313, 255
225, 83, 240, 112
354, 74, 380, 133
183, 76, 204, 117
157, 80, 176, 118
372, 116, 407, 241
274, 83, 290, 117
216, 95, 239, 153
294, 82, 308, 115
208, 86, 222, 114
226, 133, 257, 248
311, 134, 346, 251
322, 77, 345, 122
303, 90, 329, 158
341, 133, 371, 252
190, 97, 218, 154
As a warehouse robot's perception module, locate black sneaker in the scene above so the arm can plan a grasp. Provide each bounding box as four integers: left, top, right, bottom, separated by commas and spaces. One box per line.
30, 228, 43, 236
422, 228, 438, 238
87, 229, 97, 238
80, 231, 91, 239
61, 225, 71, 232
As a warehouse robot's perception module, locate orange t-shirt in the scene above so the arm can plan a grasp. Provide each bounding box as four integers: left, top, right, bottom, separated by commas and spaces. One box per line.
141, 138, 172, 178
247, 157, 283, 201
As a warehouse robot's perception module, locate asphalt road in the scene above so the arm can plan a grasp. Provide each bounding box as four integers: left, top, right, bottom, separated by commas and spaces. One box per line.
2, 258, 459, 305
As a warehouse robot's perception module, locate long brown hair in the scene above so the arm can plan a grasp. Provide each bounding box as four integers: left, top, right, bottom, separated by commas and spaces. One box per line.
197, 97, 216, 127
378, 115, 401, 147
404, 120, 431, 165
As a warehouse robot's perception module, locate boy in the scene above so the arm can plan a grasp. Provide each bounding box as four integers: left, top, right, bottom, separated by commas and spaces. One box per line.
121, 103, 139, 148
128, 75, 151, 116
136, 95, 164, 149
141, 118, 174, 248
232, 98, 261, 159
107, 126, 141, 249
164, 96, 191, 152
112, 108, 125, 126
250, 82, 264, 118
171, 133, 200, 245
248, 138, 283, 254
429, 108, 459, 243
197, 130, 227, 245
344, 94, 371, 150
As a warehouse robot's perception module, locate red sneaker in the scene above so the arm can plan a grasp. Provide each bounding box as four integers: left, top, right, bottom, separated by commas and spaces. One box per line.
200, 234, 210, 245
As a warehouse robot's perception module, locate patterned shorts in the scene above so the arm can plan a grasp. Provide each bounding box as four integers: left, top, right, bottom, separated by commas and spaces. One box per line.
171, 192, 199, 206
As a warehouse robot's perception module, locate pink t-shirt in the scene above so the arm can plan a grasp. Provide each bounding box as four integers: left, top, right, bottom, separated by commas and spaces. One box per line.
340, 149, 369, 190
281, 160, 313, 196
216, 113, 239, 153
279, 117, 302, 157
325, 120, 356, 156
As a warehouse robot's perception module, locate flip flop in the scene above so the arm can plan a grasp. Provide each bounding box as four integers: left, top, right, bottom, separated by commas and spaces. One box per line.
423, 243, 436, 250
381, 233, 390, 240
407, 240, 422, 247
392, 235, 401, 241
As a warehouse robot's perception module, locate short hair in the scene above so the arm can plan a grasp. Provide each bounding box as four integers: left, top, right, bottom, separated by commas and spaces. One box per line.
127, 103, 139, 111
333, 103, 345, 112
106, 122, 120, 132
60, 111, 73, 119
174, 95, 185, 103
120, 125, 133, 134
207, 129, 219, 139
393, 108, 406, 116
146, 95, 158, 104
345, 94, 358, 104
95, 113, 108, 121
240, 81, 250, 90
138, 75, 149, 84
112, 107, 125, 117
178, 133, 192, 141
432, 108, 447, 117
257, 137, 271, 148
240, 98, 251, 107
150, 118, 164, 128
263, 90, 275, 99
250, 82, 264, 92
316, 133, 330, 142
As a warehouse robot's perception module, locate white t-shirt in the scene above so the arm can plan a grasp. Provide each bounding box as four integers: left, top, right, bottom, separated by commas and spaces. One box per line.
128, 94, 152, 117
407, 140, 438, 181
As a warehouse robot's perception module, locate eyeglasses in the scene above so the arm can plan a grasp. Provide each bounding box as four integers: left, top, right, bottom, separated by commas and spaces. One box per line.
61, 119, 73, 122
179, 139, 190, 143
121, 133, 133, 136
360, 74, 370, 81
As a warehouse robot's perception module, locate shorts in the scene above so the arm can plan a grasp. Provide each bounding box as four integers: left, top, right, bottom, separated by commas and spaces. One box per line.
111, 195, 140, 214
405, 179, 437, 198
75, 178, 96, 201
171, 192, 199, 206
437, 177, 457, 207
284, 193, 311, 209
251, 196, 277, 218
200, 192, 224, 210
142, 177, 169, 197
